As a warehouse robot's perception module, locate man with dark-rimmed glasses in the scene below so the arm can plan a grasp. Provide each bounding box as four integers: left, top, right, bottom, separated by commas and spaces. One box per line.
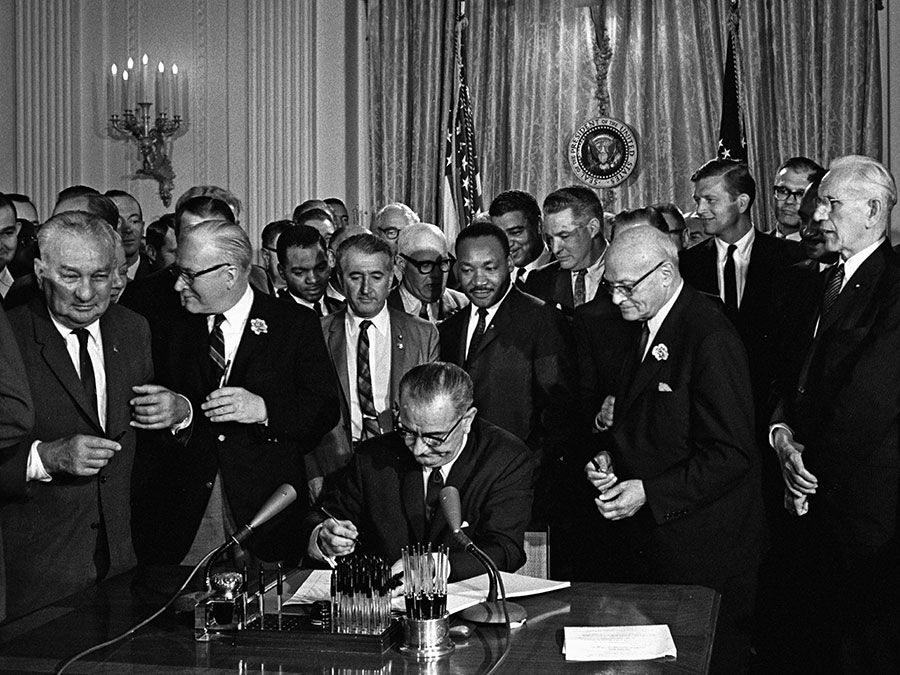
302, 361, 534, 582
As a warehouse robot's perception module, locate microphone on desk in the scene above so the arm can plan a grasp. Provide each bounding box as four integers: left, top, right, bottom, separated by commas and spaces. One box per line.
439, 486, 527, 625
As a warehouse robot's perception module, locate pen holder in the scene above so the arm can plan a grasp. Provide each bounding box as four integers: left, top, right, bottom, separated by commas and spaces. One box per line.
399, 615, 455, 658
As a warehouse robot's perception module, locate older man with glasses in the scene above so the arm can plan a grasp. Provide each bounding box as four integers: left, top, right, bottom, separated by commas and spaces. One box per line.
302, 362, 535, 582
771, 156, 824, 241
388, 222, 468, 323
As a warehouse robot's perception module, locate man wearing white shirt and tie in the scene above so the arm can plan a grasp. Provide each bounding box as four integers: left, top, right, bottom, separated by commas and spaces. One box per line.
771, 156, 824, 241
489, 190, 552, 288
276, 225, 342, 317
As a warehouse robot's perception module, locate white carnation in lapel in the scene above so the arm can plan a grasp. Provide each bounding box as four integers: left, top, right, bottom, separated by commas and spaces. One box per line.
651, 343, 668, 361
250, 318, 268, 335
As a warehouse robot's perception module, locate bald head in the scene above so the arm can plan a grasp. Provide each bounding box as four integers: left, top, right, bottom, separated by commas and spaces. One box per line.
605, 226, 681, 322
397, 222, 449, 257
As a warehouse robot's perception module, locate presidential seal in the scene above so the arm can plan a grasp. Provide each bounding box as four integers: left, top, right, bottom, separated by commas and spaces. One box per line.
568, 117, 638, 188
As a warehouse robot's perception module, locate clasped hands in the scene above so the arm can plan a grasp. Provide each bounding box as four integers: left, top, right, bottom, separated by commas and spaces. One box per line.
772, 427, 818, 515
584, 450, 646, 520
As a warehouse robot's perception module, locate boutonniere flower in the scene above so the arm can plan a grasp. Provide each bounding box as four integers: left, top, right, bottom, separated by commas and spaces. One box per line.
651, 343, 668, 361
250, 318, 268, 335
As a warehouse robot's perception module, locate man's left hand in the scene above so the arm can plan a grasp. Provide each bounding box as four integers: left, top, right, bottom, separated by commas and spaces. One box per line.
202, 387, 267, 424
595, 479, 646, 520
130, 384, 191, 429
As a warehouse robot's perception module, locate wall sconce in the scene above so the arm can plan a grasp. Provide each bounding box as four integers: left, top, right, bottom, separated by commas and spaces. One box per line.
107, 54, 186, 206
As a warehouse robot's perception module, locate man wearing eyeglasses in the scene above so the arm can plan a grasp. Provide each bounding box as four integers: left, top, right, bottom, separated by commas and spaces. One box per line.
771, 157, 824, 241
373, 202, 419, 255
389, 223, 467, 323
769, 155, 900, 673
303, 362, 534, 582
130, 219, 340, 567
585, 225, 762, 672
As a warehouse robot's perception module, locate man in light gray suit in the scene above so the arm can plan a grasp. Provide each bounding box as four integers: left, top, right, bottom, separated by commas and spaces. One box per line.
308, 233, 438, 500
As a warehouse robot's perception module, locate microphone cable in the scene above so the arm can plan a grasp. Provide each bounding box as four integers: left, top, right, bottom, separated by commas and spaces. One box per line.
54, 544, 224, 675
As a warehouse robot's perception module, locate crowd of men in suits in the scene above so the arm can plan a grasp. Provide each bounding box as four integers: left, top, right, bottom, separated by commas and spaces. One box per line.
0, 152, 898, 673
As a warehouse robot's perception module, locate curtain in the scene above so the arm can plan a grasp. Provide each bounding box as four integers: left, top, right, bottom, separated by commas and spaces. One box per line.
367, 0, 456, 223
367, 0, 882, 228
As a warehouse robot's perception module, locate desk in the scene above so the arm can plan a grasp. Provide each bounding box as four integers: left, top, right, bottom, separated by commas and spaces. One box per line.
0, 567, 718, 673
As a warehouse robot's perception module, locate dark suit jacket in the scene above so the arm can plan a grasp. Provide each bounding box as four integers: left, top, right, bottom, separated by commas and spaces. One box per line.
131, 289, 340, 564
277, 287, 345, 315
678, 231, 804, 421
301, 418, 535, 581
387, 285, 468, 323
132, 254, 154, 282
772, 241, 900, 548
1, 300, 153, 619
306, 308, 439, 499
603, 284, 764, 585
523, 260, 610, 319
438, 286, 578, 469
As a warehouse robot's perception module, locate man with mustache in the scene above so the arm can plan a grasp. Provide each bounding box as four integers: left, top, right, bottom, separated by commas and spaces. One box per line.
438, 222, 578, 577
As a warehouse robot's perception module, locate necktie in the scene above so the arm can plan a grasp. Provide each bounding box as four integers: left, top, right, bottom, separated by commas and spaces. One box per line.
466, 307, 489, 365
574, 269, 587, 306
73, 328, 98, 418
724, 244, 738, 310
821, 263, 845, 317
209, 314, 227, 387
425, 468, 444, 523
313, 300, 323, 317
419, 303, 430, 321
514, 268, 527, 289
357, 320, 380, 440
636, 321, 650, 364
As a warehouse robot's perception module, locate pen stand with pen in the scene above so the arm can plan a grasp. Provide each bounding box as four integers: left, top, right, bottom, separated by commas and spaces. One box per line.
399, 544, 454, 659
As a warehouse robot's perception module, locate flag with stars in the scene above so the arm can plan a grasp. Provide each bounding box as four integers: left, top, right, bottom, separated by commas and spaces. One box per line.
441, 0, 483, 246
717, 2, 746, 162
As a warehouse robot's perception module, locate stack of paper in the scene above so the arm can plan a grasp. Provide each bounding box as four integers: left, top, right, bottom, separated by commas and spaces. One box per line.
562, 625, 677, 661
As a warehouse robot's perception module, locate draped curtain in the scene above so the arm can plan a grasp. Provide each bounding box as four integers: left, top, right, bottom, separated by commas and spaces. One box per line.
367, 0, 882, 229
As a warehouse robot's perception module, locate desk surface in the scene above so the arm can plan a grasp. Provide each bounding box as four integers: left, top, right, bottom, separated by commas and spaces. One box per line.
0, 567, 718, 674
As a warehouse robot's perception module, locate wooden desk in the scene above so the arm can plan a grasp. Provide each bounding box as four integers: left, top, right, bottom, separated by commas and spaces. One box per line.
0, 567, 718, 673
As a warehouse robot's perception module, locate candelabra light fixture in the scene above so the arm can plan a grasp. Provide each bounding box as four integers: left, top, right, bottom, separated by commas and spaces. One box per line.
107, 54, 186, 206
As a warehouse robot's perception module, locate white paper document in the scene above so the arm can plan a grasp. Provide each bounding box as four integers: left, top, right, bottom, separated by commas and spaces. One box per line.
563, 625, 677, 662
286, 569, 570, 616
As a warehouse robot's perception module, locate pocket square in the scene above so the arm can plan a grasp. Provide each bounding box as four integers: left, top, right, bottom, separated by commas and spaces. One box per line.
657, 382, 673, 392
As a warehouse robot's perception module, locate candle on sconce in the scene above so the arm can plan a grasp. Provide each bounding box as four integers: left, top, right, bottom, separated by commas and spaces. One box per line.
107, 64, 115, 116
156, 61, 165, 113
171, 64, 180, 117
111, 64, 121, 116
140, 53, 149, 104
122, 69, 131, 111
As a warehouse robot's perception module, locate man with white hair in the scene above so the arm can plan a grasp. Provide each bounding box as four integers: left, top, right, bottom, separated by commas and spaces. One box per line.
373, 202, 419, 255
584, 226, 763, 672
389, 222, 467, 322
769, 155, 900, 672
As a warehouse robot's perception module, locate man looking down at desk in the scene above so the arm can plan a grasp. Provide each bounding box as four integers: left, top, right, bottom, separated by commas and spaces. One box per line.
302, 362, 535, 582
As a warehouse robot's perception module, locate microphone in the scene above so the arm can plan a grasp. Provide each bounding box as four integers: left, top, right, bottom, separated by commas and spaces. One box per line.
439, 486, 526, 625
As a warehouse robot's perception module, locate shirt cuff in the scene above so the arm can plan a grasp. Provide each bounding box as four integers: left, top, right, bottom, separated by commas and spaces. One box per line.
768, 423, 794, 450
171, 395, 193, 434
26, 441, 52, 482
307, 523, 337, 568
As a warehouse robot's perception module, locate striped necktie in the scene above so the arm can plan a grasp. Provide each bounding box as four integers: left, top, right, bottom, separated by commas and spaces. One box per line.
209, 314, 227, 387
357, 320, 381, 440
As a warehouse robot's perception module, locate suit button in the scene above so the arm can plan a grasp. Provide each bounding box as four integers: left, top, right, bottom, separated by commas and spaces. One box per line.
90, 522, 99, 530
217, 434, 226, 442
205, 481, 214, 489
797, 386, 805, 394
100, 476, 107, 484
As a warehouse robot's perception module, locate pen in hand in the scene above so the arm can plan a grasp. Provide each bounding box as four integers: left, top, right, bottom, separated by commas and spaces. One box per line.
320, 506, 361, 546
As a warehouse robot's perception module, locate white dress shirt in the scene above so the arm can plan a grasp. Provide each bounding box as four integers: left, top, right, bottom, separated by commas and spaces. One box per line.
288, 290, 331, 316
515, 247, 553, 285
465, 282, 514, 358
774, 228, 802, 242
207, 285, 255, 384
642, 281, 684, 361
715, 227, 755, 308
420, 431, 468, 495
345, 305, 392, 442
126, 256, 141, 281
27, 316, 106, 482
0, 266, 12, 298
571, 248, 606, 303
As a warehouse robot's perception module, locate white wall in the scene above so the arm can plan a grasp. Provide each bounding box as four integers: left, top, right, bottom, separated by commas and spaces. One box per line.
0, 0, 368, 249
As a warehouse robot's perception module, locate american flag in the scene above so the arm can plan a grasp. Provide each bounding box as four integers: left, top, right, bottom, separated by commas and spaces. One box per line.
441, 0, 483, 246
717, 0, 747, 162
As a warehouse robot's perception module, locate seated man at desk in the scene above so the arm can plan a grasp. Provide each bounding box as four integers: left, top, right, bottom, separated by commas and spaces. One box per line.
302, 362, 535, 581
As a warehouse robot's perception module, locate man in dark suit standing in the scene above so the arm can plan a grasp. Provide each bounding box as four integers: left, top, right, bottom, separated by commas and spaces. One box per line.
524, 186, 608, 316
313, 233, 438, 498
489, 190, 552, 287
586, 226, 763, 672
275, 225, 343, 317
0, 212, 167, 620
770, 156, 899, 673
388, 223, 467, 322
439, 223, 578, 576
303, 362, 534, 581
105, 189, 153, 282
131, 219, 340, 566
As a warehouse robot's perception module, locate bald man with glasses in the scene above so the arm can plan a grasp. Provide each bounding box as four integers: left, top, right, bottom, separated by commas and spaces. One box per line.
302, 362, 534, 582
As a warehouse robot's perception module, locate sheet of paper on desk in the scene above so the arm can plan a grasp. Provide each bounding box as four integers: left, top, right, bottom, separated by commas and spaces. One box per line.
563, 625, 677, 661
285, 569, 570, 614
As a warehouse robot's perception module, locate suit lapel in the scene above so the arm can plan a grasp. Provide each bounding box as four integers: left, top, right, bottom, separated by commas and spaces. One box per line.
227, 291, 267, 387
32, 302, 103, 433
327, 310, 353, 410
100, 312, 125, 437
401, 455, 426, 543
426, 429, 479, 541
697, 240, 719, 296
389, 309, 410, 403
555, 268, 574, 308
468, 286, 519, 363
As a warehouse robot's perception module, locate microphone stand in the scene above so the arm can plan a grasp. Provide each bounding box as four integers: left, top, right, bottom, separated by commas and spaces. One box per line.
451, 531, 526, 625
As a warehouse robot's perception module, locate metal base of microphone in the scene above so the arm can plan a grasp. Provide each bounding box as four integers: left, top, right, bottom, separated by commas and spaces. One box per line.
457, 601, 527, 625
